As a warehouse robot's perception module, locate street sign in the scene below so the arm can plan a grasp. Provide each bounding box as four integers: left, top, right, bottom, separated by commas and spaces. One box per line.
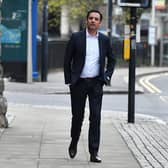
0, 0, 28, 82
117, 0, 151, 8
148, 26, 157, 45
136, 24, 141, 43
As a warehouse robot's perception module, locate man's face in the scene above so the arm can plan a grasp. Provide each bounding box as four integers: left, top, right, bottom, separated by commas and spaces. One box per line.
86, 12, 101, 31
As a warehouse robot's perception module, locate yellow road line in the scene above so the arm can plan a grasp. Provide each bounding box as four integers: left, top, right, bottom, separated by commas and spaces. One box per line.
160, 96, 168, 103
139, 74, 162, 94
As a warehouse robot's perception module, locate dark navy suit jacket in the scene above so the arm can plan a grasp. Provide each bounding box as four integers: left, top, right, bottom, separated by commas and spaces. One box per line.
64, 29, 116, 85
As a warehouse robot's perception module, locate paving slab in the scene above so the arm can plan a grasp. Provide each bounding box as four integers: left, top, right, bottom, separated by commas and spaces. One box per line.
0, 104, 140, 168
4, 67, 168, 94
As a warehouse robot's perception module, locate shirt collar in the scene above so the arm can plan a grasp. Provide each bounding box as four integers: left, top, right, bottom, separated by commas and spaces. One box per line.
86, 29, 99, 38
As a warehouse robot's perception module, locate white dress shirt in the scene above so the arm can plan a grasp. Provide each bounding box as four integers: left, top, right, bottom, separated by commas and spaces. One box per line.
80, 30, 100, 78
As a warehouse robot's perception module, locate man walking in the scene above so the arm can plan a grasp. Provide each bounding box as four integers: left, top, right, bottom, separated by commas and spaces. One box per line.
64, 9, 116, 163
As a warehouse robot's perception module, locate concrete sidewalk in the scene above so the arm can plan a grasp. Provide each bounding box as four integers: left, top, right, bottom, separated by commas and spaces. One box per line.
1, 103, 168, 168
1, 67, 168, 168
0, 104, 141, 168
4, 67, 168, 94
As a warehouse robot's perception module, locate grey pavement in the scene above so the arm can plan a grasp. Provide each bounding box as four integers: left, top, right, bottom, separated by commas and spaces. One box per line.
1, 67, 168, 168
4, 67, 168, 94
0, 105, 141, 168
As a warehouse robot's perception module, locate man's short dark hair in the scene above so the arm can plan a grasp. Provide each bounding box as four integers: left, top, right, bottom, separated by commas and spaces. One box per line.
87, 10, 103, 21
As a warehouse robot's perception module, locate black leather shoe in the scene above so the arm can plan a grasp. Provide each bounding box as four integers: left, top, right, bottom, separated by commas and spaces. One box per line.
90, 155, 102, 163
68, 141, 77, 159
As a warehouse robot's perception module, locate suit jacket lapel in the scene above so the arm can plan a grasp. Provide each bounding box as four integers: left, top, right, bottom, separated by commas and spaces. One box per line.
80, 30, 86, 58
98, 34, 103, 64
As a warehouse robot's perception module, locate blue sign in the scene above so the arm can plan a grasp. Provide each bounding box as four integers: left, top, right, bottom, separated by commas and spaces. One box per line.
0, 24, 21, 44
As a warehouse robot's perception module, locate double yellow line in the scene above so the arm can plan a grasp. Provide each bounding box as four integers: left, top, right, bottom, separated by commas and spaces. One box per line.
139, 73, 168, 104
139, 74, 162, 94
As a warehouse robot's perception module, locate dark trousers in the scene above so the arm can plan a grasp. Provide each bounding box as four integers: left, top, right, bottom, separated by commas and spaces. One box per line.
69, 78, 103, 155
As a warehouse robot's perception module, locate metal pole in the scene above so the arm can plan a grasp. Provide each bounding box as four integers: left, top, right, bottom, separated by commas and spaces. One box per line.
41, 0, 48, 82
107, 0, 112, 86
27, 0, 33, 83
151, 0, 155, 66
159, 17, 164, 66
107, 0, 112, 43
128, 7, 137, 123
32, 0, 38, 80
